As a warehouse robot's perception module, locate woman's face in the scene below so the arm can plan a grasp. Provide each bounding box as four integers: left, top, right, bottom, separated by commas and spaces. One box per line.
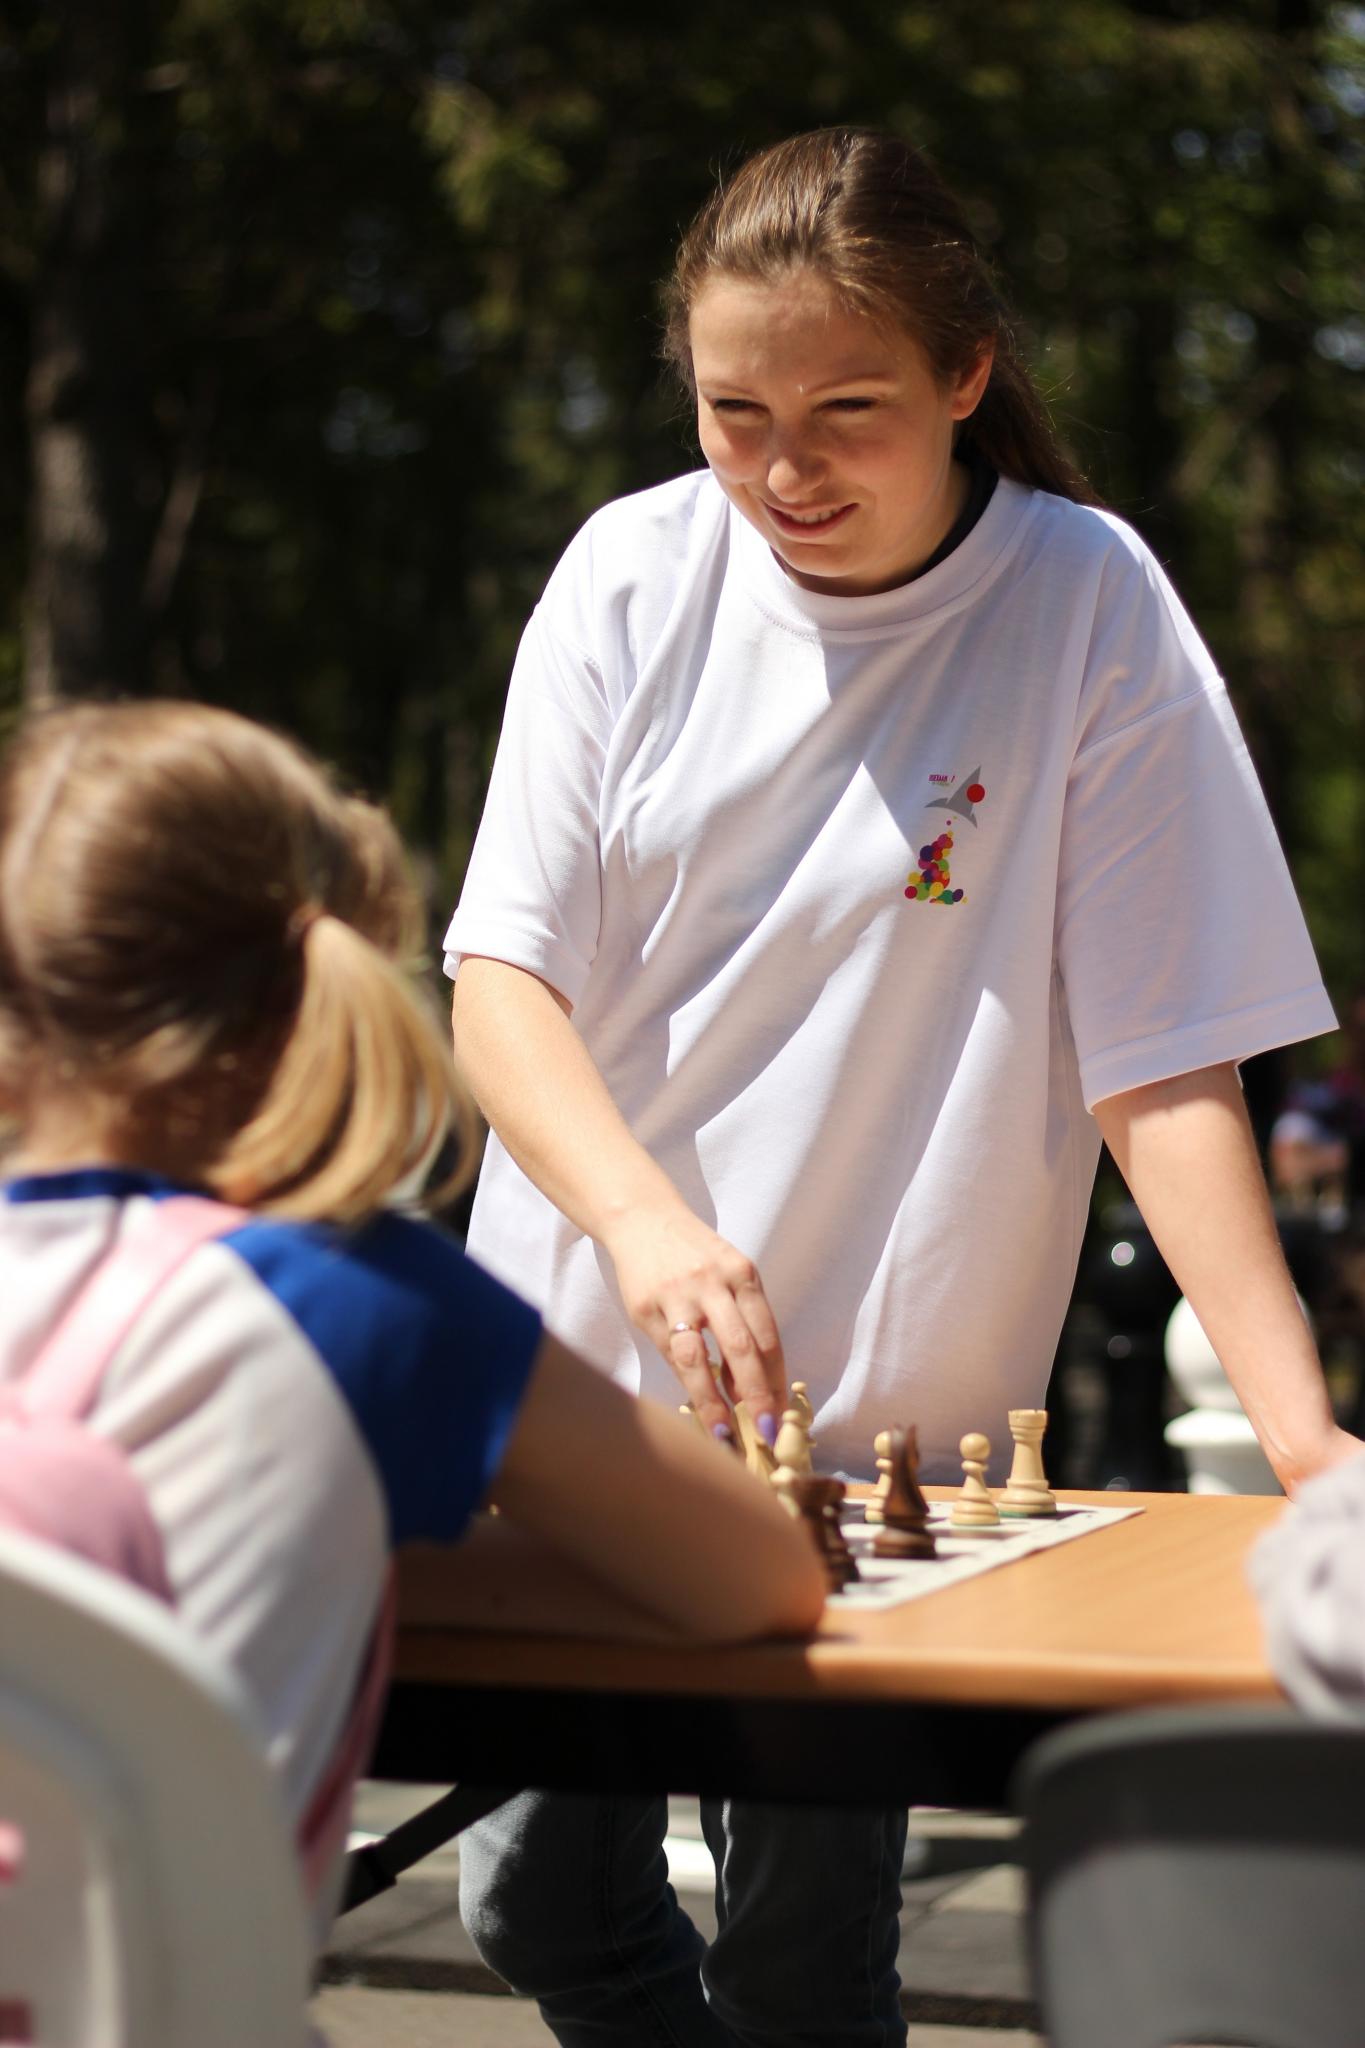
690, 268, 991, 596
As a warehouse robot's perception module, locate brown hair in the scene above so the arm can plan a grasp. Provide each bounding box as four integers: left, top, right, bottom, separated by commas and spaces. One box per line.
0, 700, 477, 1223
663, 128, 1097, 505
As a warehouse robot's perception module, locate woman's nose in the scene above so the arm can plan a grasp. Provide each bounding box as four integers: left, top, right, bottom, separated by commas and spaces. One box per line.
766, 433, 825, 500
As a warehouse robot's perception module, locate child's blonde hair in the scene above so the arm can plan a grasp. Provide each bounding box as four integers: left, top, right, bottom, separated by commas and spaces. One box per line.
0, 700, 476, 1222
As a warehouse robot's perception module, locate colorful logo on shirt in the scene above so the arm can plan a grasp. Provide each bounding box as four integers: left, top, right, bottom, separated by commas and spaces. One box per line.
904, 773, 985, 906
926, 768, 986, 828
905, 829, 965, 905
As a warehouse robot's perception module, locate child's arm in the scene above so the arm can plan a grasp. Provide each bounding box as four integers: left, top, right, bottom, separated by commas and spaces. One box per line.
404, 1332, 827, 1645
1094, 1061, 1362, 1496
397, 1517, 797, 1646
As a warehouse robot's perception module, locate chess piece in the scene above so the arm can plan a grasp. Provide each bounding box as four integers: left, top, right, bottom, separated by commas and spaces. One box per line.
732, 1399, 777, 1479
773, 1406, 813, 1477
998, 1408, 1057, 1517
871, 1424, 937, 1560
790, 1381, 815, 1434
775, 1469, 859, 1590
950, 1432, 1000, 1530
864, 1427, 894, 1524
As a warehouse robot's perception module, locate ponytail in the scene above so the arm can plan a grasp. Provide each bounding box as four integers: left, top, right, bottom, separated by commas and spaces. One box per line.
959, 347, 1095, 505
213, 912, 476, 1224
0, 700, 478, 1221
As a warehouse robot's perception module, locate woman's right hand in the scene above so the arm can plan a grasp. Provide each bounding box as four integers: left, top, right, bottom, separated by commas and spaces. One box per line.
602, 1203, 786, 1440
452, 960, 786, 1438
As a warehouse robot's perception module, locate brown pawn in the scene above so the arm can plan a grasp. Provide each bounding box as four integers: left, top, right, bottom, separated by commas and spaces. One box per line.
773, 1470, 860, 1590
871, 1424, 938, 1561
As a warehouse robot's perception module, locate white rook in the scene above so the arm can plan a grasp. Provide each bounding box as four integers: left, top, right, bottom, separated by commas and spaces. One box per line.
999, 1408, 1057, 1517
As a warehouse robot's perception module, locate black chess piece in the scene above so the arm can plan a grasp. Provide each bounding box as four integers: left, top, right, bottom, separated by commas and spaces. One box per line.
871, 1424, 937, 1561
779, 1472, 861, 1590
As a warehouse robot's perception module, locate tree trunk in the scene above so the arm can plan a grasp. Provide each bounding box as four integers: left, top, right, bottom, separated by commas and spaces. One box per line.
23, 0, 153, 707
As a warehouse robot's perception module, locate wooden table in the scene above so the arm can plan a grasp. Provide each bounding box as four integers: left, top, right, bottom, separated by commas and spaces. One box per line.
373, 1491, 1287, 1812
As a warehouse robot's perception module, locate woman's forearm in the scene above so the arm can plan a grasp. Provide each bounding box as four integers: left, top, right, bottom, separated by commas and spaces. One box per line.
450, 954, 787, 1424
1094, 1062, 1358, 1494
451, 954, 687, 1245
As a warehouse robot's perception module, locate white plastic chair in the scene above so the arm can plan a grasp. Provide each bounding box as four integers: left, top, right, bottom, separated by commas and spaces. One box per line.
0, 1529, 312, 2047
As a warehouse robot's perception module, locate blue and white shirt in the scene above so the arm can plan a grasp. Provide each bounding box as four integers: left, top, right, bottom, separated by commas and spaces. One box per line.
0, 1169, 541, 1836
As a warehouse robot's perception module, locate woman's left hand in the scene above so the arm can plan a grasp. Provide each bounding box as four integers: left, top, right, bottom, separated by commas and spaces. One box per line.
1274, 1423, 1365, 1500
1095, 1066, 1359, 1505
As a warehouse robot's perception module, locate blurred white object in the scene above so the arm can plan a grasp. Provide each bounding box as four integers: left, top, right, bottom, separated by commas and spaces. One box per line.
1164, 1408, 1279, 1495
1163, 1296, 1285, 1495
0, 1528, 311, 2047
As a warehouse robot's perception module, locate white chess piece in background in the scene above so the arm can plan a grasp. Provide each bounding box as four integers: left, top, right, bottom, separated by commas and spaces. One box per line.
1163, 1296, 1285, 1495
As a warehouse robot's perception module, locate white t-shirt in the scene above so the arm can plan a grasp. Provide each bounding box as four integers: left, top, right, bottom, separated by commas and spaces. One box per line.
445, 470, 1334, 1481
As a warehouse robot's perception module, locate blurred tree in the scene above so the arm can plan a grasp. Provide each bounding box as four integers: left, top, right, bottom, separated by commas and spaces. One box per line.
0, 0, 1360, 993
22, 0, 155, 705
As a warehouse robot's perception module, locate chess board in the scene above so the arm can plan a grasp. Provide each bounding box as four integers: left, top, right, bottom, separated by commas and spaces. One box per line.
830, 1500, 1144, 1610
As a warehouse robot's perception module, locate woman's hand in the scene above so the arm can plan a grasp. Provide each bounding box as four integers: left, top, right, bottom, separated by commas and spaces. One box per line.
1274, 1421, 1365, 1500
1095, 1065, 1360, 1502
603, 1202, 786, 1441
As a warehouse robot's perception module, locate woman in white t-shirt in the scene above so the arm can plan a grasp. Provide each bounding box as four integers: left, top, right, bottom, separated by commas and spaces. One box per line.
446, 129, 1359, 2048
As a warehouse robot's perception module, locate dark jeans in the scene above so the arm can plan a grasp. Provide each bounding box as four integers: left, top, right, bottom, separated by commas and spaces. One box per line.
458, 1789, 908, 2047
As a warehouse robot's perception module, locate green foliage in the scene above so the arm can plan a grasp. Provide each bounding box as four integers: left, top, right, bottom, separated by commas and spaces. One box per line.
0, 0, 1361, 987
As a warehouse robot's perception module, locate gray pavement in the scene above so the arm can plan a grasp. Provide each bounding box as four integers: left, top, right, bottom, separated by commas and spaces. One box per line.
314, 1786, 1045, 2045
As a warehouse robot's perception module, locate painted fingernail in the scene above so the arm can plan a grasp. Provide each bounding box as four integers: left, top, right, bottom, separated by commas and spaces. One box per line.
757, 1411, 778, 1447
711, 1421, 735, 1445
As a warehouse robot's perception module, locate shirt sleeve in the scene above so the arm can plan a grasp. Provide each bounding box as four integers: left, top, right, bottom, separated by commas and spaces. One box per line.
443, 602, 614, 1009
1248, 1451, 1365, 1723
1056, 547, 1335, 1109
227, 1215, 543, 1547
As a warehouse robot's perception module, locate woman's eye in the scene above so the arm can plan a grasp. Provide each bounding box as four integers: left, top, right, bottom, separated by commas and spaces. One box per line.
709, 398, 759, 416
826, 397, 876, 414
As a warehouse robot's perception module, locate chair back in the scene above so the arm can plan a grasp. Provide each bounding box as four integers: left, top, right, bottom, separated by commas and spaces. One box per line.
1016, 1704, 1365, 2048
0, 1529, 311, 2048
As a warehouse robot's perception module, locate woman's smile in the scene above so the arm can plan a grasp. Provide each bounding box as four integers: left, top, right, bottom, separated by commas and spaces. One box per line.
762, 499, 857, 536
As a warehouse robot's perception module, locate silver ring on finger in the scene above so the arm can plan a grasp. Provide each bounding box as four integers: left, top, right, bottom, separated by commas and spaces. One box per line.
671, 1319, 699, 1337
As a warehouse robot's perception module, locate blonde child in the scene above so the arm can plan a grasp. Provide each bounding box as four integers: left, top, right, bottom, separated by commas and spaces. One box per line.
0, 699, 824, 1966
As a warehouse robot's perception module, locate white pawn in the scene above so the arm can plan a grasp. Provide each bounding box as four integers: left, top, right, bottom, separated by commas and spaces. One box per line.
773, 1406, 813, 1479
790, 1381, 815, 1435
998, 1408, 1057, 1517
950, 1432, 1000, 1530
864, 1427, 893, 1524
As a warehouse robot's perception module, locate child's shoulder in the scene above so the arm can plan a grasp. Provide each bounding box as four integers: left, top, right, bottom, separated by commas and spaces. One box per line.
222, 1208, 537, 1352
213, 1211, 543, 1550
